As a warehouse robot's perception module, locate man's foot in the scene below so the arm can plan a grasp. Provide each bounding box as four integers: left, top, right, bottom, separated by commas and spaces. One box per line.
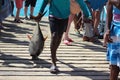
24, 16, 29, 20
68, 38, 74, 42
94, 28, 100, 36
50, 65, 59, 74
14, 19, 23, 23
103, 43, 107, 47
63, 40, 71, 45
64, 38, 74, 42
83, 36, 89, 41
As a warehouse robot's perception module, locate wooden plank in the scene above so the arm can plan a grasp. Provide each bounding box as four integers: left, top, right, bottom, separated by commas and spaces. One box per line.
0, 17, 118, 80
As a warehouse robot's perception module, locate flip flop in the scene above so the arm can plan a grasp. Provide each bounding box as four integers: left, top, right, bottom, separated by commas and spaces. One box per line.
63, 40, 71, 45
68, 38, 74, 42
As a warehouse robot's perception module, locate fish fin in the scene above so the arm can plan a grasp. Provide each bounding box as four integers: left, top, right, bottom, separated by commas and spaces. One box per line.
27, 34, 32, 40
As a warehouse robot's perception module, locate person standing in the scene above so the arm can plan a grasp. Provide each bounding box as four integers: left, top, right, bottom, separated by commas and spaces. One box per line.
63, 0, 92, 45
63, 14, 75, 45
87, 0, 108, 37
14, 0, 24, 23
24, 0, 37, 19
10, 0, 14, 17
30, 0, 91, 74
0, 0, 11, 29
104, 0, 120, 80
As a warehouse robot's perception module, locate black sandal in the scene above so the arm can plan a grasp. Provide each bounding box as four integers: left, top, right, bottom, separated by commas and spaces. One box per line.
14, 19, 23, 23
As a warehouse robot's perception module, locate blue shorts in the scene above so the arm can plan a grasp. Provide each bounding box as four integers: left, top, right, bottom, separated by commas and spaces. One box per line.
87, 0, 107, 11
107, 24, 120, 68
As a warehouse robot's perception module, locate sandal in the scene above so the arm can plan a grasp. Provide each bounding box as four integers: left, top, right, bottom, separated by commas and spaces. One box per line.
68, 38, 74, 42
50, 65, 59, 74
63, 40, 71, 45
14, 19, 23, 23
83, 36, 89, 41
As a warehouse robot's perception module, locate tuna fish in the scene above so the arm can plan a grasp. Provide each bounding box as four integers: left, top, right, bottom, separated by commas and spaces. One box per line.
27, 11, 47, 60
28, 22, 47, 60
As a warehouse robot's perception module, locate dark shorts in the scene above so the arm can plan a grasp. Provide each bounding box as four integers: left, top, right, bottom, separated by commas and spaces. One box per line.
87, 0, 107, 11
49, 16, 68, 35
25, 0, 37, 7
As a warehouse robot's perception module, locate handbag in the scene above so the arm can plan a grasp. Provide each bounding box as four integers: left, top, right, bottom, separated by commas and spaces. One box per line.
70, 0, 81, 14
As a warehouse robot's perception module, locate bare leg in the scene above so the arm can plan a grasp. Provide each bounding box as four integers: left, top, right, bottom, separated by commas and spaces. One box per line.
15, 8, 21, 20
24, 7, 28, 18
93, 11, 100, 36
50, 32, 63, 73
110, 65, 119, 80
64, 14, 75, 40
14, 8, 23, 23
50, 32, 62, 66
30, 6, 34, 16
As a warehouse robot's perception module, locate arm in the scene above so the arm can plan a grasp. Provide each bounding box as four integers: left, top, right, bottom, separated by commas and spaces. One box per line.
109, 0, 120, 9
30, 0, 49, 22
76, 0, 91, 18
103, 0, 113, 45
106, 0, 113, 30
39, 0, 49, 13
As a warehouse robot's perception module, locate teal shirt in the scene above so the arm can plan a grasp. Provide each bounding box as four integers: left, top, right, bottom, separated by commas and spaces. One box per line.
39, 0, 91, 19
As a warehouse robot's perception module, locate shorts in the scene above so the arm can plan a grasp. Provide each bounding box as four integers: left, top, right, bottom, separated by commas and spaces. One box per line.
25, 0, 37, 7
107, 24, 120, 68
87, 0, 107, 11
49, 16, 68, 35
15, 0, 23, 9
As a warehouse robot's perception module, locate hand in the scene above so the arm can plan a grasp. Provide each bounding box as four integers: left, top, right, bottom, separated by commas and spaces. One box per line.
104, 30, 113, 43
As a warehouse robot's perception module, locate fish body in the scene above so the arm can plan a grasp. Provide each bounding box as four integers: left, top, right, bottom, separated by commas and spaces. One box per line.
29, 22, 45, 56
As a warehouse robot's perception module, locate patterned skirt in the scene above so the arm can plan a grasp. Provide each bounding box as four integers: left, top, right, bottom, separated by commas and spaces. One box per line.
107, 23, 120, 68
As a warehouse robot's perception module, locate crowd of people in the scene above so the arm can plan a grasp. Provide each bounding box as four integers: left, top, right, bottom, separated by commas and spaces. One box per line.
0, 0, 120, 79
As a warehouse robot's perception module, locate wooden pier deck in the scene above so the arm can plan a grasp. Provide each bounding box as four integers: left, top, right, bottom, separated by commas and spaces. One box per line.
0, 17, 117, 80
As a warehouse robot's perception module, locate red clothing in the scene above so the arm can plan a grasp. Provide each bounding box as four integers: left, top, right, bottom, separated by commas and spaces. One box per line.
15, 0, 24, 9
